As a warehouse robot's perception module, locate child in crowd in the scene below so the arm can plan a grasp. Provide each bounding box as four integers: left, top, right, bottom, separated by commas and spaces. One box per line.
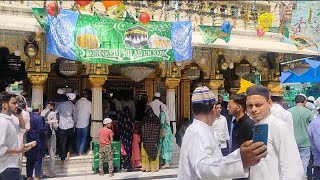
131, 124, 141, 168
98, 118, 114, 177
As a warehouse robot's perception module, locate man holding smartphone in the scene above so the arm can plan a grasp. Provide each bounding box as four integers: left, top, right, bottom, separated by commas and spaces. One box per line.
246, 85, 303, 180
0, 91, 33, 180
178, 86, 267, 180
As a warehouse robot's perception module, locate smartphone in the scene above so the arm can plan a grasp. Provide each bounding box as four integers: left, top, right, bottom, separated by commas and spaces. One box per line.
253, 124, 268, 146
16, 108, 22, 115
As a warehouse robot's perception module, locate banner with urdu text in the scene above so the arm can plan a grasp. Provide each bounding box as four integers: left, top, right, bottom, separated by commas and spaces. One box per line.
32, 8, 192, 64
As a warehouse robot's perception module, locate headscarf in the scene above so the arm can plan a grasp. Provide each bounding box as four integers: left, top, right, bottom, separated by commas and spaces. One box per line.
161, 104, 170, 124
119, 106, 134, 156
140, 105, 161, 160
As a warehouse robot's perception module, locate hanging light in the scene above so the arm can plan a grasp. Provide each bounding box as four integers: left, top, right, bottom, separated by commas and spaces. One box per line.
120, 63, 155, 82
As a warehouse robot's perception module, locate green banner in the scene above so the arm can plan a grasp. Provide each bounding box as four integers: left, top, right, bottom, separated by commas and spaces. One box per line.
75, 15, 174, 63
198, 25, 231, 44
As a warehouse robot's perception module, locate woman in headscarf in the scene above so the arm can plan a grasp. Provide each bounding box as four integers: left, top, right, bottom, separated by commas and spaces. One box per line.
140, 105, 161, 172
159, 104, 173, 168
119, 106, 134, 170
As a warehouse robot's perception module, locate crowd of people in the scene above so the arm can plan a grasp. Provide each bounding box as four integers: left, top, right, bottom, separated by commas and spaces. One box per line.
178, 85, 320, 180
97, 92, 174, 177
0, 89, 174, 179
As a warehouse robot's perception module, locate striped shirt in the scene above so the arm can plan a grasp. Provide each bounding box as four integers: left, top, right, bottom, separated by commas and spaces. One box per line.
56, 101, 75, 130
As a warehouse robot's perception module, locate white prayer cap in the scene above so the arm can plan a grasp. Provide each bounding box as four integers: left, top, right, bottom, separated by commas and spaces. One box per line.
66, 93, 76, 100
103, 118, 112, 124
307, 96, 315, 102
315, 98, 320, 110
57, 88, 65, 95
298, 93, 307, 100
306, 102, 315, 111
154, 92, 161, 98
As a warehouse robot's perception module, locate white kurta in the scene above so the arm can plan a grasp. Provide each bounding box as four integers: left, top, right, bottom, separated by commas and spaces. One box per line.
250, 114, 304, 180
148, 99, 163, 117
178, 119, 248, 180
270, 103, 294, 133
212, 115, 230, 148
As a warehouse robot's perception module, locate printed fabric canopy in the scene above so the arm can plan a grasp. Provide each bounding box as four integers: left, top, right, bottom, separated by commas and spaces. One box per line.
280, 58, 320, 83
32, 8, 192, 64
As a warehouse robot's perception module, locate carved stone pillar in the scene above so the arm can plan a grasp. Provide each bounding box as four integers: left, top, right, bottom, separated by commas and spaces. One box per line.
180, 79, 191, 120
145, 78, 155, 103
208, 79, 224, 99
27, 73, 48, 108
89, 75, 107, 139
164, 78, 180, 134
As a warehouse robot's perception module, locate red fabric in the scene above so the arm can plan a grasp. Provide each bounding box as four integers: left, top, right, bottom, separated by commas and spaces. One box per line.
99, 127, 114, 146
131, 133, 141, 162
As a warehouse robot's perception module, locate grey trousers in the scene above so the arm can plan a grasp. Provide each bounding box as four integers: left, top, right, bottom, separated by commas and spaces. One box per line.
41, 134, 56, 175
48, 134, 57, 175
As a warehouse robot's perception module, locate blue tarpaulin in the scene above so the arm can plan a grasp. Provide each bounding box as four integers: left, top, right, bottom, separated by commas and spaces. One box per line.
280, 59, 320, 83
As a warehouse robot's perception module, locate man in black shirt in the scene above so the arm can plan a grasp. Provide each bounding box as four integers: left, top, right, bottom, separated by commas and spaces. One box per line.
228, 94, 255, 180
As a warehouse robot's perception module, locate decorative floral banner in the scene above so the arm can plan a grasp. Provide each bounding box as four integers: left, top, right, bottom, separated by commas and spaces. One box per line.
32, 8, 192, 64
198, 25, 231, 44
282, 1, 320, 52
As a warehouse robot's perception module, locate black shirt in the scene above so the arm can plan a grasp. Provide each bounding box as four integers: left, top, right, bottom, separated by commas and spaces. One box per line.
231, 114, 255, 152
231, 115, 255, 180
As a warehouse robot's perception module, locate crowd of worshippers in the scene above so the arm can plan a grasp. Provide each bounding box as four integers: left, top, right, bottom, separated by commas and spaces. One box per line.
177, 85, 320, 180
0, 89, 175, 180
98, 92, 174, 176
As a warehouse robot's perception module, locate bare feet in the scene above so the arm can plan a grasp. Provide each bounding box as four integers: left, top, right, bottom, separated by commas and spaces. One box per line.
109, 173, 114, 177
67, 152, 71, 159
162, 163, 170, 169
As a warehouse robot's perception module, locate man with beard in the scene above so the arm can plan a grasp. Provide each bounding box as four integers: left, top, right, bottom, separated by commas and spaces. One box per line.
0, 91, 33, 180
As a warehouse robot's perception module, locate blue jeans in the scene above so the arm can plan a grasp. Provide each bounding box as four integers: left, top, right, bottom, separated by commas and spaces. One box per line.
299, 147, 311, 177
314, 166, 320, 180
0, 168, 22, 180
76, 126, 89, 154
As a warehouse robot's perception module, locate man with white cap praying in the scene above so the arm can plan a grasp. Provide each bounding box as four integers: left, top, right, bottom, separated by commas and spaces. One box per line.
148, 92, 164, 118
178, 86, 268, 180
56, 92, 76, 165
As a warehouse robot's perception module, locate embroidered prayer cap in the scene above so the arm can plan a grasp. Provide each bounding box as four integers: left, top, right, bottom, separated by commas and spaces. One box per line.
57, 88, 65, 95
246, 85, 270, 100
66, 93, 76, 101
103, 118, 112, 124
154, 92, 161, 98
192, 86, 216, 104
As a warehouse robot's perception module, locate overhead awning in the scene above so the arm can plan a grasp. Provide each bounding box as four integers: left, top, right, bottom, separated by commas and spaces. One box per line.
280, 59, 320, 83
192, 31, 320, 56
0, 14, 44, 32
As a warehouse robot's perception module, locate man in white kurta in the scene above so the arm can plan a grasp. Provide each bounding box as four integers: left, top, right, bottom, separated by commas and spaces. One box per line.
212, 102, 230, 155
179, 119, 248, 180
246, 85, 303, 180
178, 86, 267, 180
270, 95, 294, 133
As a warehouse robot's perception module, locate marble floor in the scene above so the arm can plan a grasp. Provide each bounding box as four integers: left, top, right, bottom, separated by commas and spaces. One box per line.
49, 168, 178, 180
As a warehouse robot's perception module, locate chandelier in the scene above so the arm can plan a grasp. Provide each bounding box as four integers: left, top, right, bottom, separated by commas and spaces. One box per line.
120, 63, 155, 82
59, 59, 79, 76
